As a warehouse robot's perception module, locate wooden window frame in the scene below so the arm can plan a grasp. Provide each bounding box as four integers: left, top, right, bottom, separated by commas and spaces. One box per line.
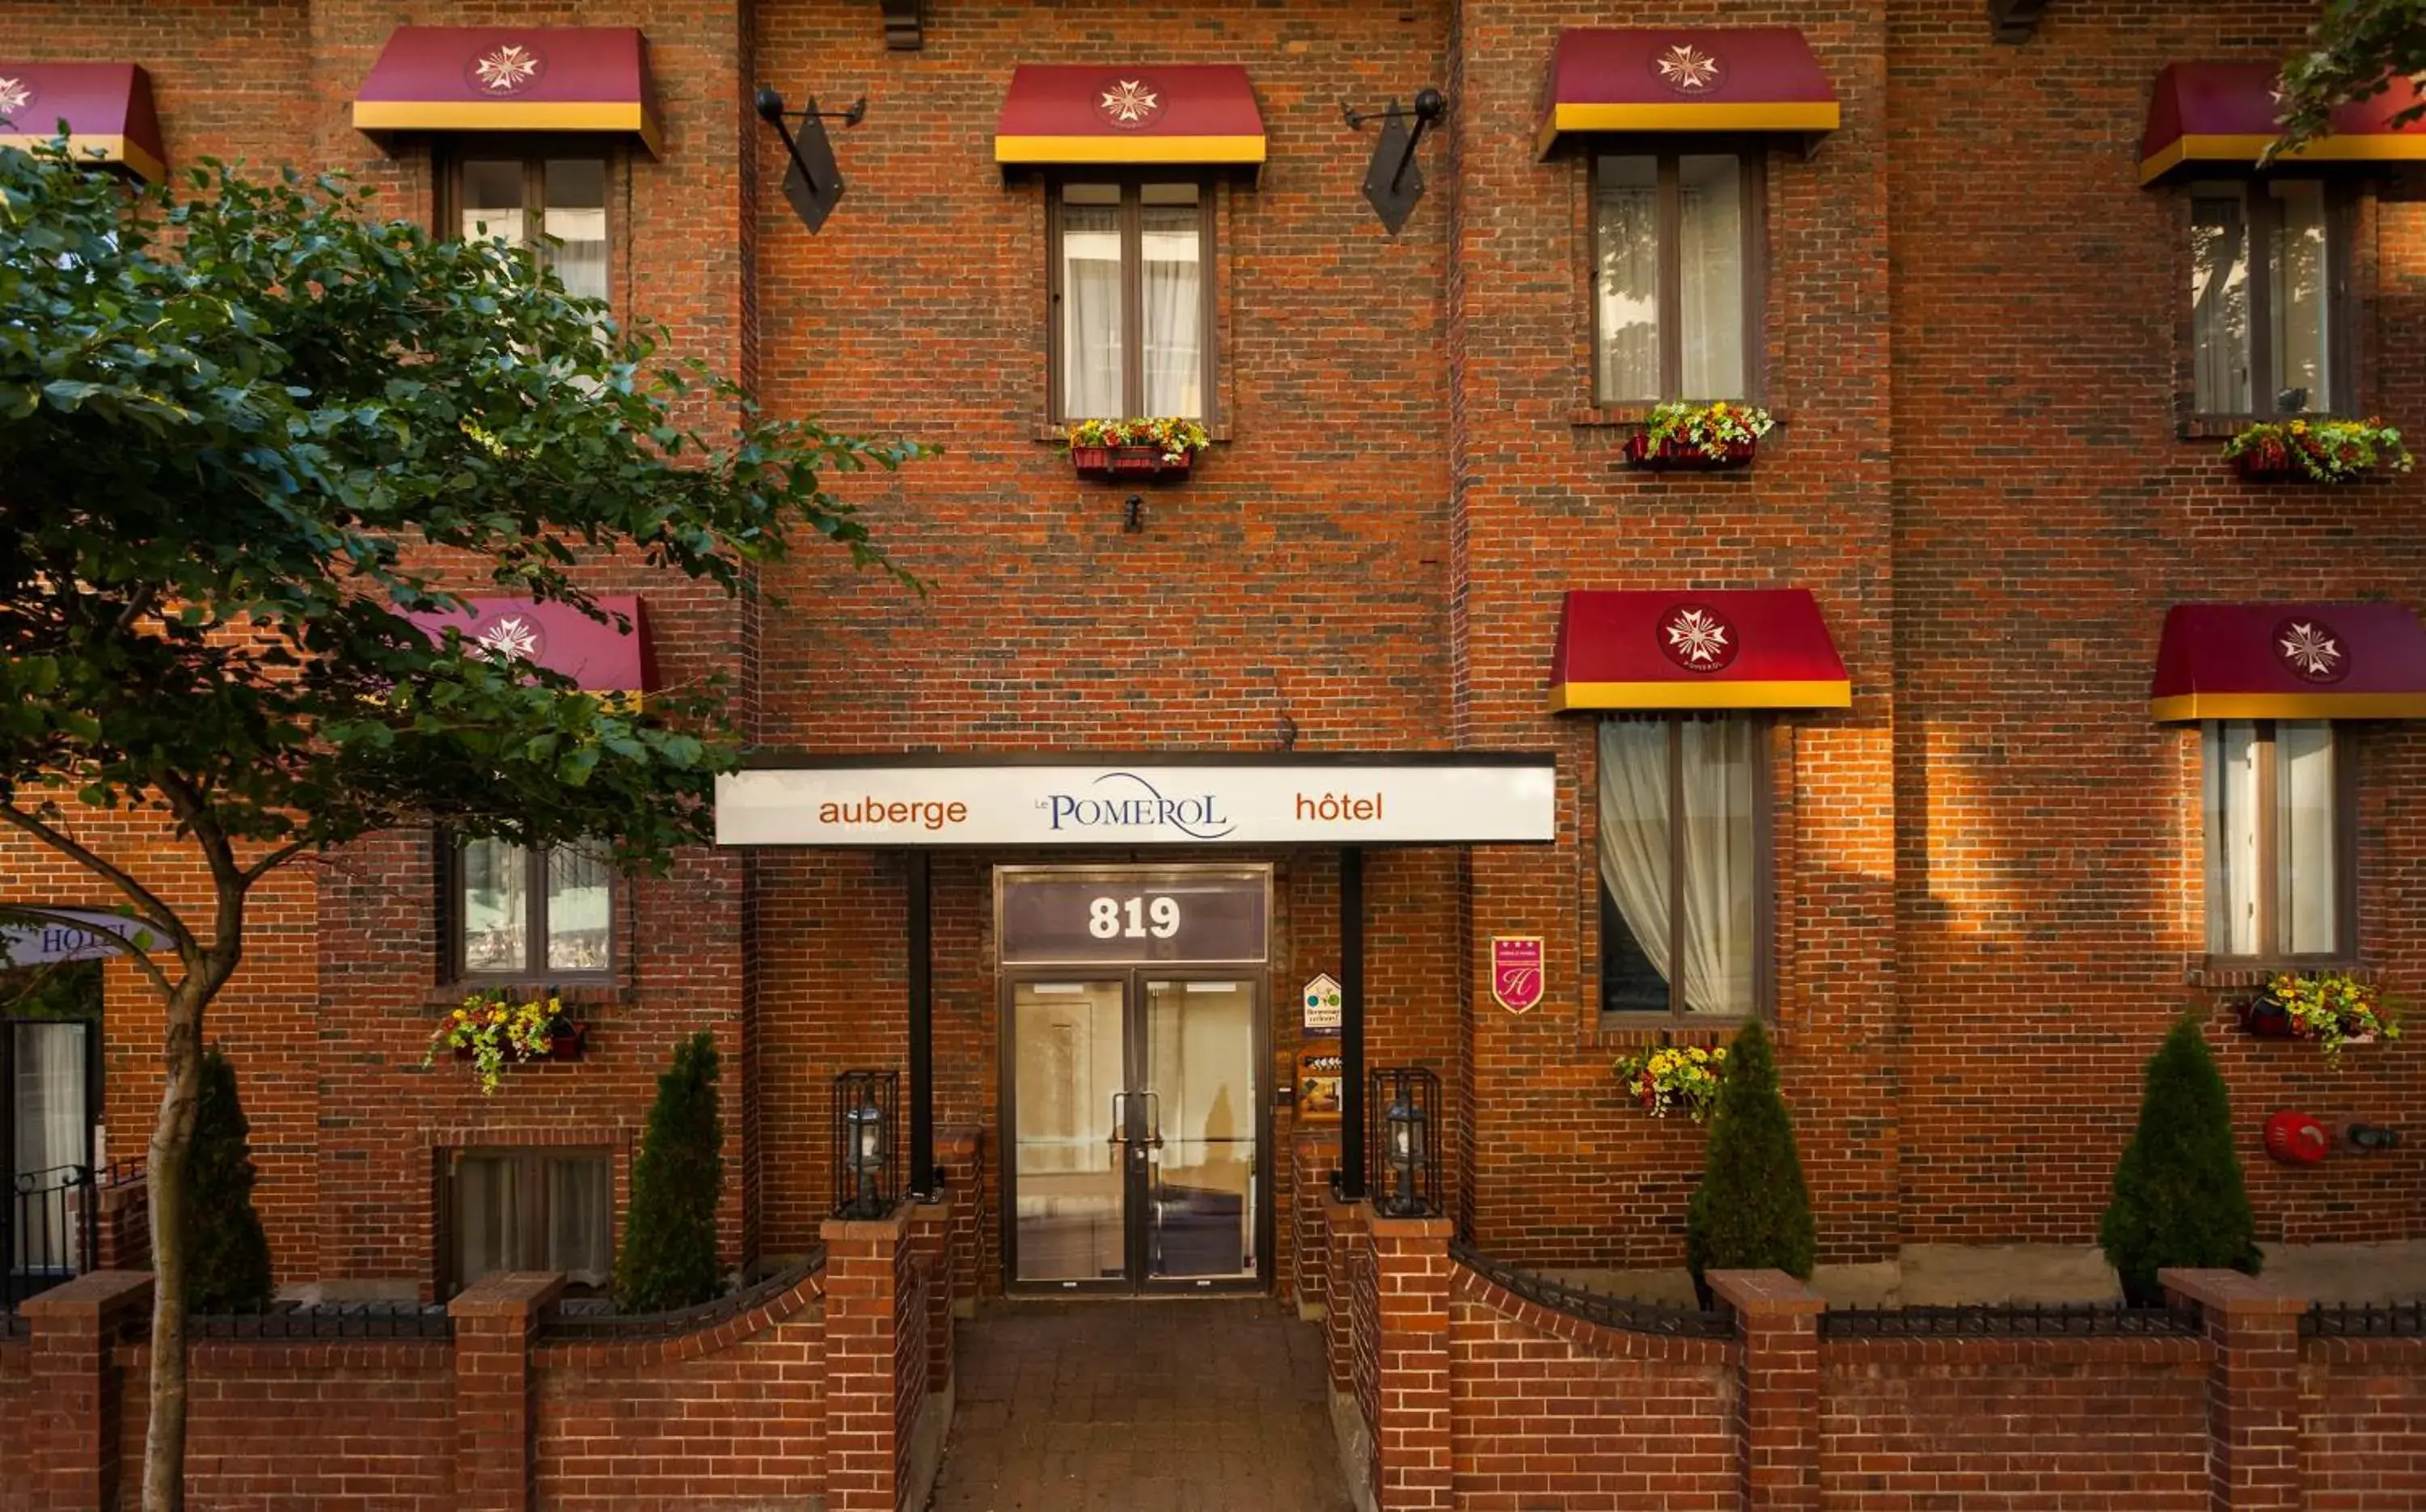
1597, 715, 1777, 1024
1045, 175, 1219, 424
439, 1146, 614, 1298
436, 139, 619, 310
445, 835, 617, 986
2186, 178, 2356, 422
1590, 145, 1768, 404
2201, 720, 2359, 970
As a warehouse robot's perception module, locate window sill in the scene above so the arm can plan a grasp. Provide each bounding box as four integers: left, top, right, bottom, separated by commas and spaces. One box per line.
1589, 1016, 1766, 1050
437, 982, 629, 1010
1571, 405, 1790, 430
2185, 961, 2367, 990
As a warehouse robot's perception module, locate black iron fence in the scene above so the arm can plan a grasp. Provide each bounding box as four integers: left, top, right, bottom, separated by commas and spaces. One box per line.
5, 1163, 98, 1310
1449, 1240, 1736, 1339
539, 1250, 826, 1343
188, 1300, 456, 1341
2303, 1300, 2426, 1338
1821, 1301, 2202, 1339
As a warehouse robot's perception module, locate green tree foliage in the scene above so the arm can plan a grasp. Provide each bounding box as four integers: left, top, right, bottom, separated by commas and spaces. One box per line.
615, 1033, 725, 1313
1684, 1020, 1816, 1291
184, 1050, 272, 1313
2274, 1, 2426, 158
2099, 1017, 2262, 1307
0, 144, 919, 1511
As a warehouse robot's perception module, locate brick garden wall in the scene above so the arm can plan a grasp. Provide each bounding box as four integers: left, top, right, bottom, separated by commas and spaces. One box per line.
2300, 1337, 2426, 1509
0, 1338, 28, 1511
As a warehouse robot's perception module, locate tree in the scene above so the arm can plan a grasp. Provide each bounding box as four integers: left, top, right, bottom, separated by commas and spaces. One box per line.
615, 1032, 725, 1313
0, 146, 919, 1510
2273, 1, 2426, 159
2099, 1016, 2261, 1308
184, 1050, 272, 1314
1684, 1019, 1816, 1299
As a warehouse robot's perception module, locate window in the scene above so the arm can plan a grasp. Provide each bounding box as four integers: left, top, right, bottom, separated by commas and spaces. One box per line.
1593, 150, 1762, 403
2188, 180, 2348, 417
2203, 720, 2352, 962
452, 838, 615, 981
446, 1148, 612, 1294
1596, 718, 1769, 1019
1050, 181, 1211, 421
447, 154, 611, 305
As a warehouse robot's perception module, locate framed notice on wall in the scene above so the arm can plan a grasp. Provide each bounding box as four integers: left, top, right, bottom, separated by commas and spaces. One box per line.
1295, 1047, 1343, 1124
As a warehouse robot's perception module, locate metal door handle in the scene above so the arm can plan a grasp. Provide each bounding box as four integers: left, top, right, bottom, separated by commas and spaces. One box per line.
1142, 1090, 1164, 1151
1107, 1092, 1130, 1147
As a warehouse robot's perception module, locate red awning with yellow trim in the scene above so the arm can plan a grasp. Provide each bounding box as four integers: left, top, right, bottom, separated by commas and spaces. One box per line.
2141, 62, 2426, 184
995, 65, 1266, 167
353, 27, 662, 156
404, 596, 656, 699
1535, 28, 1839, 158
1548, 589, 1850, 712
0, 62, 166, 183
2149, 603, 2426, 721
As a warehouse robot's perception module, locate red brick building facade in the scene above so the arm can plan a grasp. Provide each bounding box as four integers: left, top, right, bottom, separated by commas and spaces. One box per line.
5, 0, 2425, 1320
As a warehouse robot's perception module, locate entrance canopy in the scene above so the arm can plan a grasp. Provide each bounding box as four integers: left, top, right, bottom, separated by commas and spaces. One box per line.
715, 754, 1557, 847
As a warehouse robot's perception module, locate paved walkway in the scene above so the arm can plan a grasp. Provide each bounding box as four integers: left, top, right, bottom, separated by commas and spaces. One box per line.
928, 1299, 1355, 1512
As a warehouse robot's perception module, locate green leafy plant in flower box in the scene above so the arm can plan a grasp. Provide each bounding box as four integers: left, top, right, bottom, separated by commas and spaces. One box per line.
2252, 970, 2399, 1064
421, 989, 581, 1096
1626, 400, 1775, 468
2223, 416, 2413, 483
1065, 416, 1213, 474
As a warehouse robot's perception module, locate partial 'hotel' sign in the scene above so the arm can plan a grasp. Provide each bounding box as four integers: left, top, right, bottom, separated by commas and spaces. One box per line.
715, 756, 1557, 847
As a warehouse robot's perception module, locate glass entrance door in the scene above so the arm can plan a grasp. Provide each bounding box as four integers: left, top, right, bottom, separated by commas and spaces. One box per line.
1006, 972, 1262, 1293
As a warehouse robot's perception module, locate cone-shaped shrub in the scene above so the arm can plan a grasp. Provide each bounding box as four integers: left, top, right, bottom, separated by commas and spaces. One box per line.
615, 1032, 725, 1312
186, 1050, 273, 1312
1684, 1020, 1816, 1294
2099, 1016, 2260, 1307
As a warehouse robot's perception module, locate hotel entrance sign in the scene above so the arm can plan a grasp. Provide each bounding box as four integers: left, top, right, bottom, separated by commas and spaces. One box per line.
716, 755, 1557, 847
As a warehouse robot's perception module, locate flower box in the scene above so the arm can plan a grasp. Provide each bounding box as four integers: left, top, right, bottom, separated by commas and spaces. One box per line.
1071, 444, 1193, 479
2239, 972, 2399, 1064
2231, 443, 2309, 483
453, 1019, 587, 1063
1624, 433, 1757, 471
2223, 418, 2413, 484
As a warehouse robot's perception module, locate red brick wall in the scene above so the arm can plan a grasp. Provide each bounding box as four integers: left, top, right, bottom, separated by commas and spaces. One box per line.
116, 1341, 458, 1511
2301, 1337, 2426, 1509
0, 1339, 29, 1512
1448, 1269, 1739, 1511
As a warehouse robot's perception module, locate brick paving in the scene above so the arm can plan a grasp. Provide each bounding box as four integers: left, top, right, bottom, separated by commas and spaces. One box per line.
928, 1299, 1355, 1512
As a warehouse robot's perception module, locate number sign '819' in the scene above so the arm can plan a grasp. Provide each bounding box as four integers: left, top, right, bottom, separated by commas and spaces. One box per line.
998, 869, 1270, 965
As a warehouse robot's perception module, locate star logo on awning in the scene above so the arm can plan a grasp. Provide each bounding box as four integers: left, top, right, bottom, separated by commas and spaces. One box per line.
1097, 78, 1164, 129
473, 44, 543, 95
2276, 619, 2348, 682
1655, 44, 1722, 93
1659, 604, 1739, 674
474, 615, 544, 663
0, 78, 32, 120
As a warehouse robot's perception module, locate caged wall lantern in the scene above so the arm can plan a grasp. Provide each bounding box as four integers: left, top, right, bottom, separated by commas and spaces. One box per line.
831, 1069, 900, 1218
1368, 1066, 1442, 1218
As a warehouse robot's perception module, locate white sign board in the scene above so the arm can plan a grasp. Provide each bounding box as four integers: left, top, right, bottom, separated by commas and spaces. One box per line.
1301, 973, 1342, 1034
715, 760, 1557, 847
0, 908, 151, 966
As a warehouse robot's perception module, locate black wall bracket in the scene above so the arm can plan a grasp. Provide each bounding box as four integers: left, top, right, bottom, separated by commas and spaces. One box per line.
1989, 0, 2049, 44
1342, 88, 1447, 236
880, 0, 923, 51
755, 89, 866, 234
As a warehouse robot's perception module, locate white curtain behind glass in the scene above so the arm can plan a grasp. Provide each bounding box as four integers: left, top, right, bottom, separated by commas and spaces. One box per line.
1678, 720, 1756, 1014
2203, 721, 2261, 955
1141, 204, 1203, 417
2268, 182, 2329, 414
11, 1022, 86, 1179
1597, 720, 1675, 988
460, 160, 524, 249
548, 1156, 612, 1286
2191, 194, 2252, 415
455, 1154, 516, 1284
542, 159, 610, 305
2277, 722, 2336, 955
1060, 197, 1123, 420
1595, 157, 1659, 399
1677, 155, 1744, 399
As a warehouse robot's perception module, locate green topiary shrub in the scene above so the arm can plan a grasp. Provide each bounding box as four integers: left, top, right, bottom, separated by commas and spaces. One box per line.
185, 1049, 273, 1313
614, 1032, 725, 1312
1684, 1020, 1816, 1299
2099, 1016, 2260, 1307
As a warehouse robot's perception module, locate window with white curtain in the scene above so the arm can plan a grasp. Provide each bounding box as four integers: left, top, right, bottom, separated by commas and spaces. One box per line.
1597, 718, 1767, 1019
454, 154, 612, 306
448, 1148, 614, 1294
2203, 720, 2348, 961
1594, 150, 1759, 403
2188, 179, 2343, 417
1054, 181, 1209, 420
454, 838, 615, 981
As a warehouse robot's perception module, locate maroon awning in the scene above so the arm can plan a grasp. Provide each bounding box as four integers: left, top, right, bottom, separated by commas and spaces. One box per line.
1536, 28, 1839, 158
0, 62, 166, 182
404, 596, 656, 698
1548, 589, 1850, 712
2149, 602, 2426, 721
353, 27, 662, 155
994, 65, 1266, 167
2141, 61, 2426, 183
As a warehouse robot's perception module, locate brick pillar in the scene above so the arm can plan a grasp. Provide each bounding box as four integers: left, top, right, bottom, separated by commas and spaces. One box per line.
909, 1197, 955, 1394
1321, 1193, 1366, 1396
20, 1269, 150, 1512
1293, 1126, 1342, 1316
447, 1270, 564, 1512
1710, 1269, 1825, 1511
822, 1203, 917, 1512
1367, 1212, 1454, 1512
938, 1126, 982, 1318
2163, 1269, 2310, 1512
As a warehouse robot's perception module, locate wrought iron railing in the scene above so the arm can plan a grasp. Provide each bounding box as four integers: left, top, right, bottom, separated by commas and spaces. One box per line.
1449, 1241, 1735, 1338
188, 1301, 457, 1341
539, 1250, 826, 1343
4, 1164, 98, 1309
1821, 1301, 2202, 1339
2302, 1300, 2426, 1338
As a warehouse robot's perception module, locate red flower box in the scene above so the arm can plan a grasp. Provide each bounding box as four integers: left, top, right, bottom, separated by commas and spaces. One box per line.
1624, 433, 1756, 471
2232, 441, 2306, 482
453, 1020, 589, 1063
1071, 445, 1192, 479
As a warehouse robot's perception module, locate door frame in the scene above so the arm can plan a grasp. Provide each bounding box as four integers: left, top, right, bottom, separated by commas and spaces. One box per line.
995, 864, 1274, 1297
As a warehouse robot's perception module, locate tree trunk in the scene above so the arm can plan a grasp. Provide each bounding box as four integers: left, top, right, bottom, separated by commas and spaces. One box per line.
139, 962, 222, 1512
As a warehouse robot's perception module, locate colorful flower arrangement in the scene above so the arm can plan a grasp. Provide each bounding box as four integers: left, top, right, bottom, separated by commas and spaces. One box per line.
2223, 416, 2414, 484
1064, 416, 1213, 467
2257, 972, 2400, 1064
1638, 399, 1775, 461
422, 990, 573, 1096
1614, 1043, 1728, 1121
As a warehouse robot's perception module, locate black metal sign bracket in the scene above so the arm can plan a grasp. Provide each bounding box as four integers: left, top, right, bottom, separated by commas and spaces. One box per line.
1341, 88, 1446, 236
755, 88, 866, 234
